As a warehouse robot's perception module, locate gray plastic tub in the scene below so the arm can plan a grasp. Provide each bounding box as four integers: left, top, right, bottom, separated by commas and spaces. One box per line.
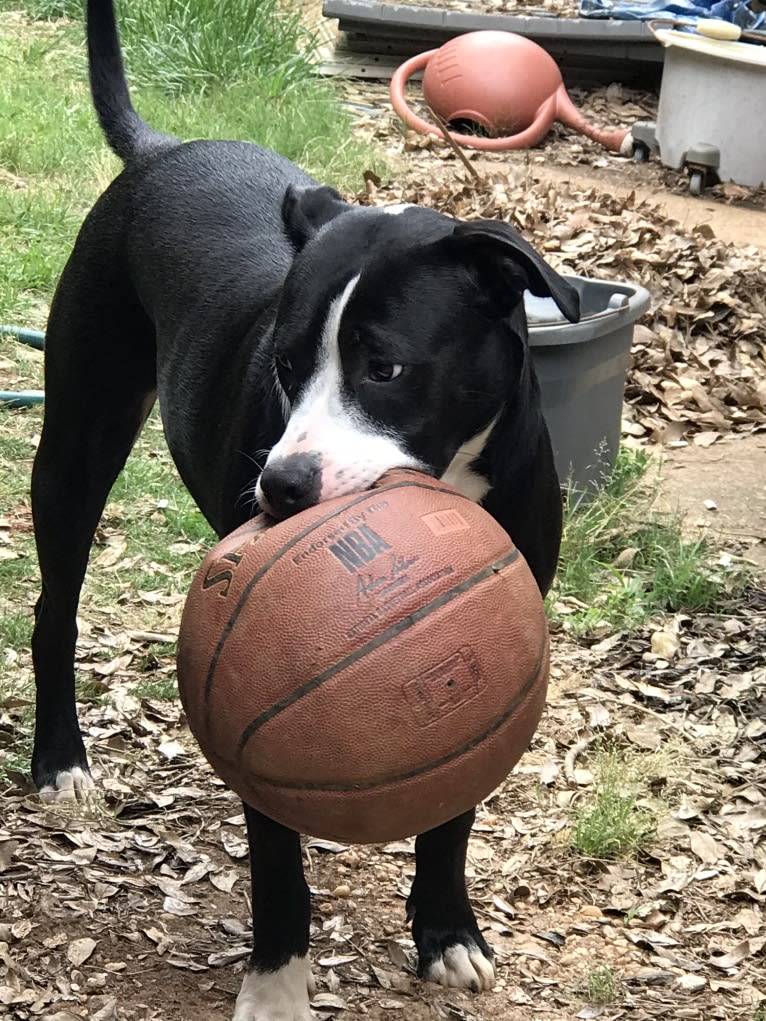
526, 275, 651, 494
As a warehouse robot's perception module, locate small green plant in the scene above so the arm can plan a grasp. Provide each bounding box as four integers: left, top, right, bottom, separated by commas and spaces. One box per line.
586, 964, 620, 1004
753, 1002, 766, 1021
571, 745, 656, 860
624, 901, 655, 924
131, 677, 178, 701
552, 447, 748, 633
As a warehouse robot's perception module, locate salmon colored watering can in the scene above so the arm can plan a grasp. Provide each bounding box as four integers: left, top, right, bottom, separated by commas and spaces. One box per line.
390, 31, 631, 153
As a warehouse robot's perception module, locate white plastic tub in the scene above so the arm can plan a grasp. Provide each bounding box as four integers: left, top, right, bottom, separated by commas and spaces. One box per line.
654, 28, 766, 187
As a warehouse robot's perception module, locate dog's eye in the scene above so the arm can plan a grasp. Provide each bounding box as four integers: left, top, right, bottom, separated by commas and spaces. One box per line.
368, 361, 403, 383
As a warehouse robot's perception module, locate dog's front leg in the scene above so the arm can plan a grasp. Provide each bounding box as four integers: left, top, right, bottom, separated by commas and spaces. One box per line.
407, 808, 496, 992
235, 806, 314, 1021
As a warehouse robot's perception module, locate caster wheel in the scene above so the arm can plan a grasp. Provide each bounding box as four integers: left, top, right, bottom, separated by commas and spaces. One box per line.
633, 143, 649, 163
689, 170, 704, 196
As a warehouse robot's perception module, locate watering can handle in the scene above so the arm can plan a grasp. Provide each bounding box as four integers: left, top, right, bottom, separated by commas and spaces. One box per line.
389, 51, 559, 152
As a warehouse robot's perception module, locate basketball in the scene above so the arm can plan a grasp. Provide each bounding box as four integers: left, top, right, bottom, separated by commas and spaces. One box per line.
177, 469, 549, 844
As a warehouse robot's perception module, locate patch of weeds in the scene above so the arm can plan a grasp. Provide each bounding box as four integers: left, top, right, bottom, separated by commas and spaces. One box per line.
753, 1002, 766, 1021
0, 435, 35, 460
0, 609, 33, 655
586, 963, 620, 1004
571, 743, 656, 860
551, 447, 750, 634
76, 674, 109, 703
0, 702, 34, 783
0, 189, 83, 322
624, 901, 657, 924
0, 1, 82, 16
131, 677, 178, 701
117, 0, 316, 95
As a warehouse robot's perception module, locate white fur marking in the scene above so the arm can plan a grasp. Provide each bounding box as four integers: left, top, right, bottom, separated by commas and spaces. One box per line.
441, 418, 497, 503
423, 941, 496, 992
233, 955, 314, 1021
381, 203, 416, 215
257, 274, 422, 510
39, 767, 96, 804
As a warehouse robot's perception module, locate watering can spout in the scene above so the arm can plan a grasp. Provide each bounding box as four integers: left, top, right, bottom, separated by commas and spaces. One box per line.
554, 85, 631, 153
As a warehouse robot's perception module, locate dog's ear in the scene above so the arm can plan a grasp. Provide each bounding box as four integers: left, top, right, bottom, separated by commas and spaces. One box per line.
442, 220, 580, 323
282, 185, 348, 249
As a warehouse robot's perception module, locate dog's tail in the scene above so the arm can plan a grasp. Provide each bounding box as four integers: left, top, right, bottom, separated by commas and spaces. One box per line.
87, 0, 176, 163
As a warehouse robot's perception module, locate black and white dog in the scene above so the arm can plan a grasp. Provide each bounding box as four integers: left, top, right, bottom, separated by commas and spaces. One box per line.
30, 1, 579, 1017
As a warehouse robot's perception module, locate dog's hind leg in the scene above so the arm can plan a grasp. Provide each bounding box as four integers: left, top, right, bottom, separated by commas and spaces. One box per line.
30, 263, 156, 800
408, 809, 496, 992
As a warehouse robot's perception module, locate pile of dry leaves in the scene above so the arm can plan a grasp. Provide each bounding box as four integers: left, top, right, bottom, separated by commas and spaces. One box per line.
377, 0, 582, 17
358, 158, 766, 445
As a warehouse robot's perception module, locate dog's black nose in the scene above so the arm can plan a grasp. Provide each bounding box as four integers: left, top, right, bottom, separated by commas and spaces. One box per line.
259, 453, 322, 518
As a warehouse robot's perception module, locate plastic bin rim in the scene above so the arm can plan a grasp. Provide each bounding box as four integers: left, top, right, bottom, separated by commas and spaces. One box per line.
654, 28, 766, 69
529, 275, 651, 346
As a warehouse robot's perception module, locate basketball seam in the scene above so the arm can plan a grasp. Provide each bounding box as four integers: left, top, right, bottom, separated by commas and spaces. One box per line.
235, 548, 522, 755
221, 625, 547, 792
202, 477, 507, 707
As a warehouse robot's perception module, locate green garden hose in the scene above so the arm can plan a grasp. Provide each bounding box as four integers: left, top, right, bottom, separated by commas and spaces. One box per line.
0, 324, 46, 407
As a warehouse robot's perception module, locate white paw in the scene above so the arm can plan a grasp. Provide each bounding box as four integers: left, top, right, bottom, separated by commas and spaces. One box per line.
39, 767, 96, 803
233, 955, 315, 1021
423, 941, 496, 992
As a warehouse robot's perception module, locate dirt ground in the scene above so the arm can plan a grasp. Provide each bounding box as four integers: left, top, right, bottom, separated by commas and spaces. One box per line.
654, 433, 766, 574
2, 27, 766, 1021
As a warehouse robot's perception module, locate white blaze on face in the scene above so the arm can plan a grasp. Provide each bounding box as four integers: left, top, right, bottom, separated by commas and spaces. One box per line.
257, 274, 421, 507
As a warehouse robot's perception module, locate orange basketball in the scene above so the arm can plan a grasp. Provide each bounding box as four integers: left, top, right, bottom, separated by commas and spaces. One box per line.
177, 469, 549, 844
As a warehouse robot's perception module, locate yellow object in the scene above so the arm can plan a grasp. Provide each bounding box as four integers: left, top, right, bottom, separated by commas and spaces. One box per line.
695, 19, 742, 42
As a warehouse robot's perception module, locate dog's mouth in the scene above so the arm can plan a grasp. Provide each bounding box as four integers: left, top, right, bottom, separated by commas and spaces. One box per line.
256, 454, 425, 520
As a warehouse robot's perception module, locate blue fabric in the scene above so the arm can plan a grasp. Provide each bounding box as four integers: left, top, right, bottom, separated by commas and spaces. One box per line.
578, 0, 766, 29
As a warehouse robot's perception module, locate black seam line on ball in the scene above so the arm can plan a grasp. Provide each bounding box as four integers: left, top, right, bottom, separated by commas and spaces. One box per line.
235, 547, 522, 756
203, 477, 504, 706
237, 624, 546, 791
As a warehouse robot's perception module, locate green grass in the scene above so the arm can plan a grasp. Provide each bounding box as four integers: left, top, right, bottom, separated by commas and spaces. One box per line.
130, 676, 178, 701
0, 1, 82, 15
551, 448, 749, 633
571, 745, 657, 860
0, 7, 381, 325
0, 609, 33, 653
118, 0, 315, 95
585, 964, 620, 1004
4, 0, 317, 94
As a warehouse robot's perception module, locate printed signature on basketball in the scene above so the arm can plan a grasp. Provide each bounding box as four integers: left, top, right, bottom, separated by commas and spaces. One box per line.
356, 552, 419, 601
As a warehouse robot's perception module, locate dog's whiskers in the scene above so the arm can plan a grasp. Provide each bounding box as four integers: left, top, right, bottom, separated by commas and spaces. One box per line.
235, 480, 261, 515
238, 448, 268, 472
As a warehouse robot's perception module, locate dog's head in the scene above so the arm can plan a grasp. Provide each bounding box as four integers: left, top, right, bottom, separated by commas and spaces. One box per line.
255, 186, 579, 518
